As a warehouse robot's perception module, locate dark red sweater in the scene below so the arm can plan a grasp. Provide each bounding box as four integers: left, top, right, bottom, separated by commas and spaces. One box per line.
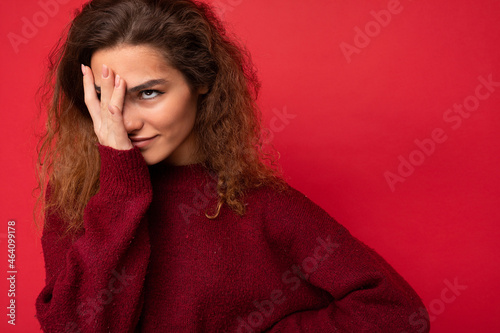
35, 145, 430, 332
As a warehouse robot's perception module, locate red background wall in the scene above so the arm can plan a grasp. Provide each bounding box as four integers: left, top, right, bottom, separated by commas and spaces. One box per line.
1, 0, 499, 332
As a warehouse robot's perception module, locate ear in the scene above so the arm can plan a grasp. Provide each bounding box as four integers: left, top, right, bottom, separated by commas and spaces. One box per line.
198, 85, 209, 95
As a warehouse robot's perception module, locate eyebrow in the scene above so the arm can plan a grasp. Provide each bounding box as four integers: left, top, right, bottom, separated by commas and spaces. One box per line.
94, 79, 168, 94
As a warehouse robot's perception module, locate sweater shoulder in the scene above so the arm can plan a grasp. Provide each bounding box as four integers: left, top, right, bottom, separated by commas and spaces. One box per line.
247, 183, 336, 223
244, 183, 349, 245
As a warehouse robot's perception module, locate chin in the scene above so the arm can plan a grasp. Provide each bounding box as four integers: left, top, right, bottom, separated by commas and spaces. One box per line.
140, 150, 171, 166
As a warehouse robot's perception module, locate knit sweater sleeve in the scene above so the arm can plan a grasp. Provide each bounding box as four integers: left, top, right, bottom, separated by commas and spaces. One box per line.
264, 186, 430, 333
35, 145, 152, 333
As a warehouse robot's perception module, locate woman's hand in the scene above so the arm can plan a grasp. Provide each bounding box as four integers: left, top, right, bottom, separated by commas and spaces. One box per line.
82, 63, 133, 150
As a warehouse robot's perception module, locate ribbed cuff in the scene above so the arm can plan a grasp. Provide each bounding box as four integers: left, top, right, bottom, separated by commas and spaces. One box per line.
97, 144, 152, 198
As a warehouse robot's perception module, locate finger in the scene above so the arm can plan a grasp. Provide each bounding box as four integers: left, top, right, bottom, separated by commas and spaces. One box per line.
100, 64, 115, 117
108, 75, 127, 117
81, 64, 101, 124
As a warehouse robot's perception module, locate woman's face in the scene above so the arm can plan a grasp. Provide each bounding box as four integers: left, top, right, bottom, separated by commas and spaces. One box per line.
90, 44, 207, 165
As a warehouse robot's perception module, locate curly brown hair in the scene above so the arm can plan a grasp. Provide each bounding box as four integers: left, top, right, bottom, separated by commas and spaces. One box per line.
35, 0, 286, 237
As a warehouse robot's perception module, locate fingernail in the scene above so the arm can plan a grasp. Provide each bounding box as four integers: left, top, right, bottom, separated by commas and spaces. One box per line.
102, 64, 109, 78
115, 74, 120, 88
81, 64, 85, 76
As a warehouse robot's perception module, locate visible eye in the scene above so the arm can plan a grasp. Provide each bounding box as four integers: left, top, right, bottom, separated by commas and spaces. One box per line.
140, 90, 163, 100
94, 90, 163, 101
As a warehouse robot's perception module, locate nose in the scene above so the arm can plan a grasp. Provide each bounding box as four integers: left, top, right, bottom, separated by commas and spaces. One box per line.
122, 103, 144, 134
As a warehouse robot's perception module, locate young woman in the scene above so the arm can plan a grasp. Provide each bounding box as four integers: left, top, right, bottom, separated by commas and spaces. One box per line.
35, 0, 430, 332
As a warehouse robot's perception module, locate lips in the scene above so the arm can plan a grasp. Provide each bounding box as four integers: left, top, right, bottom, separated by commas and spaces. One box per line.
129, 135, 158, 148
130, 135, 156, 142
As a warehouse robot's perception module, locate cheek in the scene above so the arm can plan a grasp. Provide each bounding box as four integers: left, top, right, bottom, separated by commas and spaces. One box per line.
149, 94, 197, 132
